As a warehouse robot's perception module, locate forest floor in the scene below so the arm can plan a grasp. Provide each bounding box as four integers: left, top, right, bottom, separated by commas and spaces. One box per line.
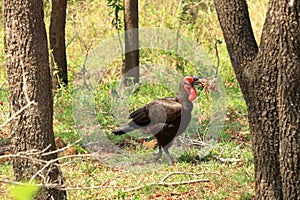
0, 0, 268, 199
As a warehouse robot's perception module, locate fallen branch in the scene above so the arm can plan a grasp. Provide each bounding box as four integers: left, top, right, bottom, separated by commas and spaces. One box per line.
122, 171, 220, 193
0, 179, 126, 191
0, 139, 220, 194
41, 138, 82, 156
212, 156, 241, 163
0, 170, 218, 192
30, 153, 97, 183
123, 178, 210, 193
0, 176, 209, 192
160, 171, 220, 182
0, 145, 95, 171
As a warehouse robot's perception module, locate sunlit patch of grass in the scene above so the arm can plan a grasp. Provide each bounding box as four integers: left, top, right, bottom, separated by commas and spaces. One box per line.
0, 142, 254, 199
53, 85, 80, 144
59, 148, 254, 199
0, 83, 9, 125
127, 82, 175, 108
0, 162, 13, 199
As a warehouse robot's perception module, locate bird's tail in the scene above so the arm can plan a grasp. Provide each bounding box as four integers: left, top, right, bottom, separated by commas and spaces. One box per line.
112, 126, 135, 135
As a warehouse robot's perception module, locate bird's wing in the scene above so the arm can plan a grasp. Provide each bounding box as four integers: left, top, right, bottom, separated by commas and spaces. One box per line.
129, 97, 182, 127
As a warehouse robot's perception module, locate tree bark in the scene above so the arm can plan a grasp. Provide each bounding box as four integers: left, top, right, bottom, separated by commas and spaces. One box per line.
50, 0, 68, 87
123, 0, 139, 85
214, 0, 300, 199
3, 0, 66, 199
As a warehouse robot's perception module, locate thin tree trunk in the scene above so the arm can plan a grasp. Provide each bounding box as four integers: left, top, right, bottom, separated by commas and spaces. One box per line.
3, 0, 66, 199
50, 0, 68, 87
123, 0, 139, 85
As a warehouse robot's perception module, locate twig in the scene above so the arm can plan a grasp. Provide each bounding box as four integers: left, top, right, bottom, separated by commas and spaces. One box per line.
158, 179, 209, 186
0, 152, 48, 164
160, 171, 220, 183
29, 152, 91, 183
0, 81, 7, 90
214, 39, 221, 76
175, 0, 184, 74
122, 171, 219, 193
65, 32, 78, 48
41, 138, 82, 156
218, 147, 225, 159
29, 160, 56, 183
0, 142, 91, 166
0, 101, 35, 129
39, 144, 52, 155
28, 153, 95, 183
212, 156, 241, 163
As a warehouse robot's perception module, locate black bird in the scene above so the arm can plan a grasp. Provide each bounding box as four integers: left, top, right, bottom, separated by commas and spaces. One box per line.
113, 76, 207, 163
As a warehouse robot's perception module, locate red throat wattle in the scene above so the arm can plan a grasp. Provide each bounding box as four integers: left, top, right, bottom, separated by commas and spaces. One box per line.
184, 85, 197, 101
184, 76, 197, 101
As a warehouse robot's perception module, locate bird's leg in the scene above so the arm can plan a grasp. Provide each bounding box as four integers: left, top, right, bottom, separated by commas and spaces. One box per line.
163, 147, 174, 164
154, 145, 162, 162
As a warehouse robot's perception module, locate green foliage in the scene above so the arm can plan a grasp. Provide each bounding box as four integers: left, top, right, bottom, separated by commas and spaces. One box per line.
9, 183, 39, 200
53, 85, 81, 145
177, 148, 200, 163
107, 0, 124, 30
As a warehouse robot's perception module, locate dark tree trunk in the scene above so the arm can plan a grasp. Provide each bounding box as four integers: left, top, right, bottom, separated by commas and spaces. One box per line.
123, 0, 139, 85
3, 0, 66, 199
214, 0, 300, 199
50, 0, 68, 87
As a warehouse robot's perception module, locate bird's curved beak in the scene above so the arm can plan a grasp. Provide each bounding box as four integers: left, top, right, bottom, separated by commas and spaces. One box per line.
191, 76, 207, 88
192, 76, 218, 92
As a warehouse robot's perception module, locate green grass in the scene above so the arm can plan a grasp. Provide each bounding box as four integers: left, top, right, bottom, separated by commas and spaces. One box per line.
0, 0, 270, 199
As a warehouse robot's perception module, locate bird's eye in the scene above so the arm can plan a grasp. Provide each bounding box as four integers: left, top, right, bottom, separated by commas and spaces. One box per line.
193, 76, 200, 82
184, 76, 194, 85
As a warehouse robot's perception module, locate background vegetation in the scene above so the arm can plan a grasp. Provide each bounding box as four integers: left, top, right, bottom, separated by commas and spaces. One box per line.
0, 0, 267, 199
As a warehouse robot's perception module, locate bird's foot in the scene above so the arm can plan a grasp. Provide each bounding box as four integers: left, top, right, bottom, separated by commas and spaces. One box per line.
164, 148, 175, 165
154, 150, 162, 162
166, 155, 175, 165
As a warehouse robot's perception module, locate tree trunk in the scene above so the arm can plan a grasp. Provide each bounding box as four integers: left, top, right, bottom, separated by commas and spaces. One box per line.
123, 0, 139, 85
50, 0, 68, 87
3, 0, 67, 199
214, 0, 300, 199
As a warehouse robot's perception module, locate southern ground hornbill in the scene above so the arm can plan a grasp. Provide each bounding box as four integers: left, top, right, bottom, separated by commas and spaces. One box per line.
113, 76, 208, 163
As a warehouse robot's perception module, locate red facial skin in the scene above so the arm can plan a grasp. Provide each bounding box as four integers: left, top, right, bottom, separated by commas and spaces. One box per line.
184, 76, 197, 102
